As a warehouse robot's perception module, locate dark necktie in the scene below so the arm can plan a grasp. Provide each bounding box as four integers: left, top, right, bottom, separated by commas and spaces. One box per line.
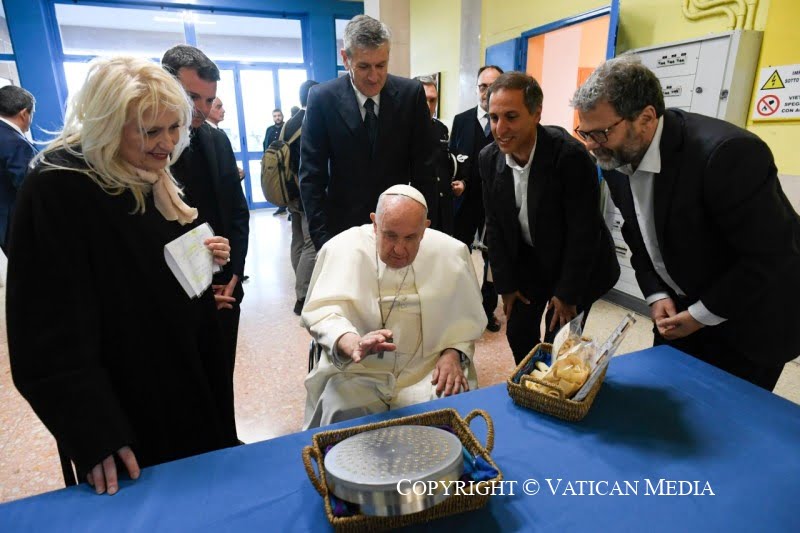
364, 98, 378, 149
483, 117, 492, 138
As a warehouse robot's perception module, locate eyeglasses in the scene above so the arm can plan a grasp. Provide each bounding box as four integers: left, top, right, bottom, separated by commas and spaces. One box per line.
477, 84, 490, 92
574, 117, 625, 144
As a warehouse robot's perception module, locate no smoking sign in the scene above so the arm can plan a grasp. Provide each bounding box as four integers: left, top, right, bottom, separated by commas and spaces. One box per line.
757, 95, 780, 116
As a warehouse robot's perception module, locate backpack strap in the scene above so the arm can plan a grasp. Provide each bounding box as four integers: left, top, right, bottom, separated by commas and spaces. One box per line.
286, 125, 302, 145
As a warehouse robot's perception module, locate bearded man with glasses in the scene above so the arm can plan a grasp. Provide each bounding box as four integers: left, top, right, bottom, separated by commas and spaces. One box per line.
572, 55, 800, 391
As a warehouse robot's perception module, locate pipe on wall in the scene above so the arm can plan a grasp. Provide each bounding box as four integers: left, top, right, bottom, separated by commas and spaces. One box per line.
693, 0, 745, 28
744, 0, 758, 30
682, 0, 736, 29
683, 0, 759, 30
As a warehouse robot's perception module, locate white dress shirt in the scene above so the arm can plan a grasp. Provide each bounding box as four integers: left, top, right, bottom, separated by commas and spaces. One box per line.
619, 117, 725, 326
476, 106, 489, 133
505, 140, 537, 247
350, 78, 381, 120
205, 119, 219, 129
0, 116, 24, 135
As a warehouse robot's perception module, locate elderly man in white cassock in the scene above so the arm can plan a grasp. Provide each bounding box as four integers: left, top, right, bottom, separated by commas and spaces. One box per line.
302, 184, 487, 429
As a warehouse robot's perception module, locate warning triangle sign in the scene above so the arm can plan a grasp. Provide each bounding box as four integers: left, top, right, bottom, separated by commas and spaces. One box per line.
761, 70, 785, 90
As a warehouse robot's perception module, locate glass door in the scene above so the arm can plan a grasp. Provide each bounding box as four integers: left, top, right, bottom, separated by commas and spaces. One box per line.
237, 66, 308, 209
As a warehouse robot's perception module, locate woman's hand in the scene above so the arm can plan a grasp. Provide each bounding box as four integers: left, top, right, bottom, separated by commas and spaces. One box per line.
204, 236, 231, 266
86, 446, 140, 495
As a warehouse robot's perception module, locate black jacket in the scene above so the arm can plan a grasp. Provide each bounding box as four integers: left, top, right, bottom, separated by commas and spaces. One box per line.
480, 124, 619, 304
174, 124, 250, 282
299, 74, 437, 250
604, 109, 800, 365
449, 106, 494, 246
7, 150, 238, 474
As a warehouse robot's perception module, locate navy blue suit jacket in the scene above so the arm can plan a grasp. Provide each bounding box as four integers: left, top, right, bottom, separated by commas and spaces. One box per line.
0, 120, 35, 249
299, 74, 436, 250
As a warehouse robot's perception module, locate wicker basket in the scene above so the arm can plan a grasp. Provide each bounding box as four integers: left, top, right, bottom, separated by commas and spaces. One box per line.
302, 408, 502, 532
506, 343, 607, 421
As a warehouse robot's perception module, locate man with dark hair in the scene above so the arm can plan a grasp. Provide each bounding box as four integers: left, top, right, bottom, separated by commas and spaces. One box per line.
573, 55, 800, 390
264, 108, 287, 216
450, 65, 504, 332
0, 85, 36, 253
482, 72, 619, 364
263, 108, 284, 150
299, 14, 437, 251
162, 44, 250, 379
414, 75, 456, 235
282, 79, 319, 315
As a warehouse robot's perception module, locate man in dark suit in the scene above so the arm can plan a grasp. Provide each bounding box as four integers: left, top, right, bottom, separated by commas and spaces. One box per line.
573, 56, 800, 390
162, 45, 250, 375
415, 75, 455, 235
0, 85, 36, 253
481, 72, 619, 364
450, 65, 504, 332
299, 14, 436, 250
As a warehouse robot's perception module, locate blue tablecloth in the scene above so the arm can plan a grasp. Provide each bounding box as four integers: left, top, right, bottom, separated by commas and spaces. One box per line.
2, 346, 799, 532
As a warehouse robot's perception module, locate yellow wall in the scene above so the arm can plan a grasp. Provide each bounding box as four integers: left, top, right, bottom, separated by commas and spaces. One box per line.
410, 0, 797, 174
409, 0, 462, 126
480, 0, 770, 54
481, 0, 606, 47
746, 0, 799, 175
478, 0, 796, 175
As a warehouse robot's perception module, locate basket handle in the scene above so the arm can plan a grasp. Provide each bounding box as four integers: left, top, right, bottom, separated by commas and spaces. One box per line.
520, 375, 566, 401
301, 445, 326, 497
463, 409, 495, 453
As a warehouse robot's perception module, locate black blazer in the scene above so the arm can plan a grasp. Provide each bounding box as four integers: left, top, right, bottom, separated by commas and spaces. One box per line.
449, 106, 493, 244
604, 109, 800, 364
450, 106, 492, 188
174, 125, 250, 281
299, 74, 436, 250
0, 120, 35, 249
480, 124, 619, 304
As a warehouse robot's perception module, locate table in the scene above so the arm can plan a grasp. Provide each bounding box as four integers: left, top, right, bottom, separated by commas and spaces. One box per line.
2, 346, 799, 532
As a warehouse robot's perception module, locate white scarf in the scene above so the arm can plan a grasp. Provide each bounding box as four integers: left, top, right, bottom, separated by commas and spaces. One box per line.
130, 166, 197, 225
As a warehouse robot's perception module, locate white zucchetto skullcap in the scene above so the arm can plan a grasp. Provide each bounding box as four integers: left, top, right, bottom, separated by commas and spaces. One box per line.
379, 184, 428, 211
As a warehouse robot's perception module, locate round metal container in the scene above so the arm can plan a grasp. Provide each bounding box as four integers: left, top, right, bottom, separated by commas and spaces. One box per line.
324, 425, 464, 516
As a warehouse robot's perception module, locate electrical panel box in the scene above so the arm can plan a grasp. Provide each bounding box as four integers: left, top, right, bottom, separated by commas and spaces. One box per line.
603, 30, 763, 306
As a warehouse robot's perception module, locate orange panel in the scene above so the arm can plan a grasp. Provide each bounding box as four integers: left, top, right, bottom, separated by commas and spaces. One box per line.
578, 15, 610, 68
526, 34, 545, 83
574, 66, 595, 136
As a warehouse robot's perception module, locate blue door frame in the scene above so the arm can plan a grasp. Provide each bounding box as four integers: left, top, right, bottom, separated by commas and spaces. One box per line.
519, 1, 620, 65
3, 0, 361, 203
216, 61, 310, 209
41, 1, 314, 210
485, 1, 620, 70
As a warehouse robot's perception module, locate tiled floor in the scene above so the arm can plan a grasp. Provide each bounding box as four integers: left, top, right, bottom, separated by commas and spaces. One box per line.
1, 209, 798, 503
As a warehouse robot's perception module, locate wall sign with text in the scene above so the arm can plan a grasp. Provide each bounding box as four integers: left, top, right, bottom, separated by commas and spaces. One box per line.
751, 63, 800, 122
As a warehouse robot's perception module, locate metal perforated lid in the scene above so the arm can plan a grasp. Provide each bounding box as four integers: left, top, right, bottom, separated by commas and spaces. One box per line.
324, 425, 464, 516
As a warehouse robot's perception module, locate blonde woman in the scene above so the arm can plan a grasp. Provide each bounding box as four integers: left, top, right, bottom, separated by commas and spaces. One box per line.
6, 57, 238, 496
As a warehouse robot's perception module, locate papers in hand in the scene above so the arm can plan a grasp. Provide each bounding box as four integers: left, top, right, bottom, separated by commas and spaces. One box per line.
164, 222, 221, 298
